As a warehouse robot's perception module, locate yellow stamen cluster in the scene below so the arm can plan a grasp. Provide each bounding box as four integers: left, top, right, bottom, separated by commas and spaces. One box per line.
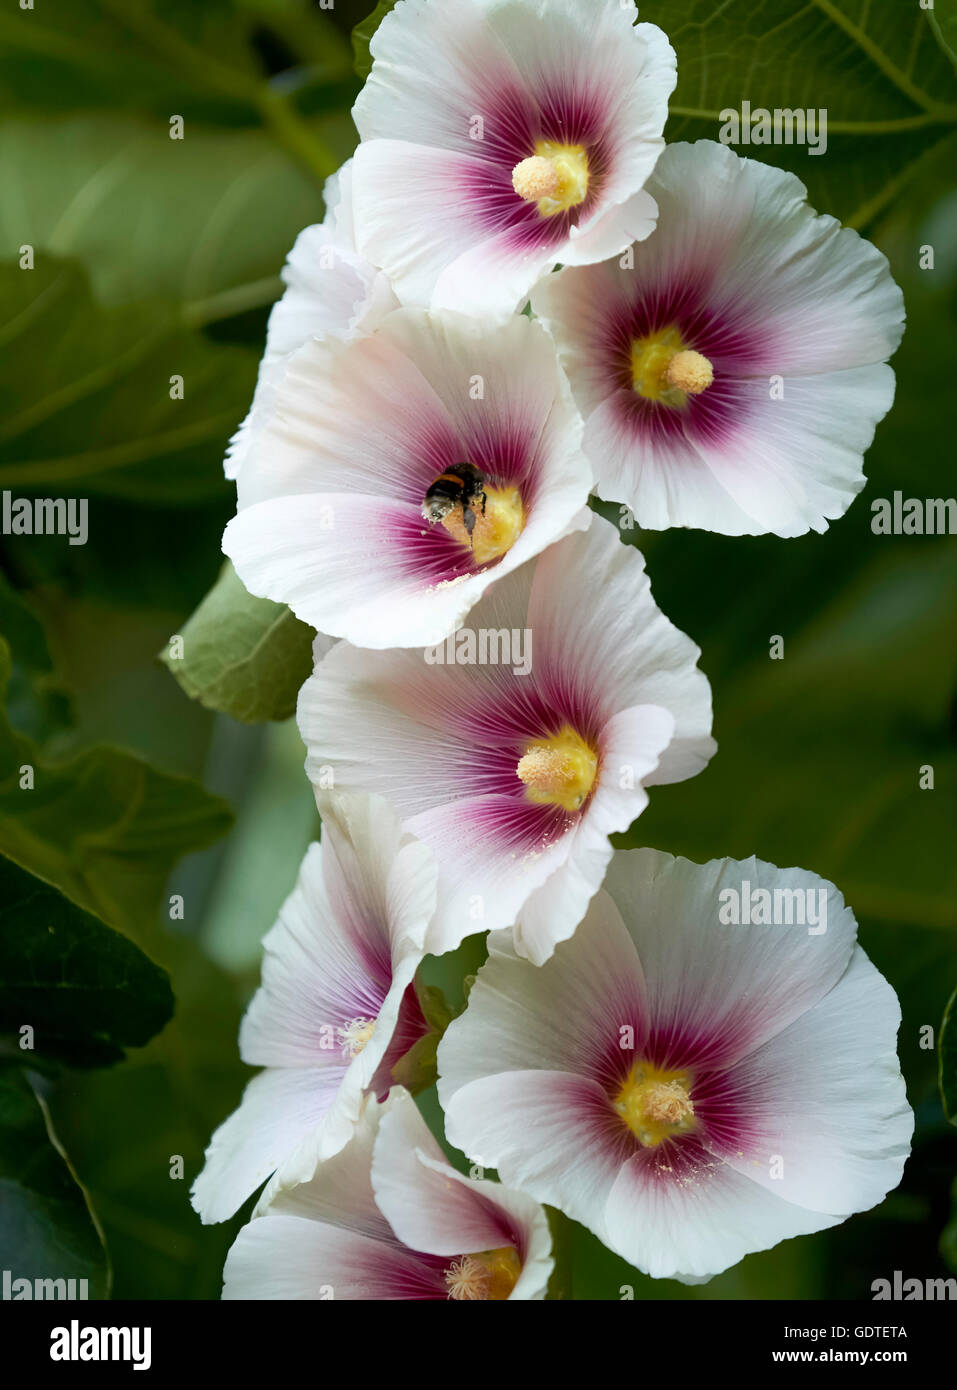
512, 140, 589, 217
630, 325, 714, 407
614, 1063, 696, 1147
337, 1016, 376, 1058
517, 725, 598, 813
445, 1246, 522, 1301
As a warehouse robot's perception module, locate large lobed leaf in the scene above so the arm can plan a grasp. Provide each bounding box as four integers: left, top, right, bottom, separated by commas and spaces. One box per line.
0, 0, 356, 126
0, 1067, 111, 1297
160, 562, 315, 723
0, 633, 233, 937
640, 0, 957, 229
0, 259, 256, 505
0, 116, 341, 311
0, 854, 174, 1070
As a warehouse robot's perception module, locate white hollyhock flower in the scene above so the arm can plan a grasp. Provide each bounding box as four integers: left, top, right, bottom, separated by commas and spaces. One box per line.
222, 1089, 553, 1300
223, 307, 592, 648
350, 0, 675, 317
191, 793, 436, 1224
224, 160, 398, 480
437, 848, 913, 1283
531, 140, 906, 537
297, 515, 715, 961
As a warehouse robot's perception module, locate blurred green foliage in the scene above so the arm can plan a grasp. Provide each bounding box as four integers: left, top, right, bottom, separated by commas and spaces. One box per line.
0, 0, 953, 1300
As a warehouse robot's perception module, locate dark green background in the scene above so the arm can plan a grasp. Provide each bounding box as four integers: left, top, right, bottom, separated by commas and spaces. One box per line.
0, 0, 954, 1299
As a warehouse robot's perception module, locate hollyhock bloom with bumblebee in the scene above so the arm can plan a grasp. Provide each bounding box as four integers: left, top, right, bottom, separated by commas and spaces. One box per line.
191, 793, 436, 1224
531, 140, 905, 537
222, 1088, 553, 1301
297, 513, 715, 963
350, 0, 675, 318
437, 848, 913, 1282
223, 306, 592, 649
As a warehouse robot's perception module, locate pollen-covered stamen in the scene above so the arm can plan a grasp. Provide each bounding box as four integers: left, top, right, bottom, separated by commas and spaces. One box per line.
614, 1063, 696, 1148
517, 725, 598, 813
665, 350, 713, 395
512, 156, 561, 202
631, 326, 714, 406
337, 1016, 376, 1058
512, 140, 589, 217
445, 1246, 522, 1301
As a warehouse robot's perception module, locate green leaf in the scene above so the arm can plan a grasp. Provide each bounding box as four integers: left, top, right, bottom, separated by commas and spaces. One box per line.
0, 633, 233, 938
0, 574, 71, 742
47, 932, 250, 1299
0, 114, 352, 311
161, 562, 315, 723
0, 258, 254, 504
638, 0, 957, 228
619, 543, 957, 932
352, 1, 397, 81
930, 0, 957, 70
940, 987, 957, 1124
0, 854, 174, 1069
0, 0, 355, 126
0, 1067, 110, 1297
390, 1030, 439, 1097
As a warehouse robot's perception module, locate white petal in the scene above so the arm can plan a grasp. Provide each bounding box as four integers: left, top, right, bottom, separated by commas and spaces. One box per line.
354, 0, 524, 150
222, 1215, 440, 1299
224, 222, 397, 480
444, 1070, 626, 1242
371, 1090, 552, 1298
711, 947, 912, 1216
438, 900, 645, 1094
602, 1147, 843, 1281
587, 395, 769, 535
353, 140, 522, 313
224, 492, 490, 650
525, 516, 716, 785
512, 704, 670, 964
603, 848, 861, 1065
698, 365, 893, 537
261, 1093, 388, 1236
190, 1066, 345, 1224
317, 789, 437, 967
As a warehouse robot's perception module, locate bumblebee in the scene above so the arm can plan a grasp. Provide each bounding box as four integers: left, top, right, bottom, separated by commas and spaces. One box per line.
422, 463, 488, 541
